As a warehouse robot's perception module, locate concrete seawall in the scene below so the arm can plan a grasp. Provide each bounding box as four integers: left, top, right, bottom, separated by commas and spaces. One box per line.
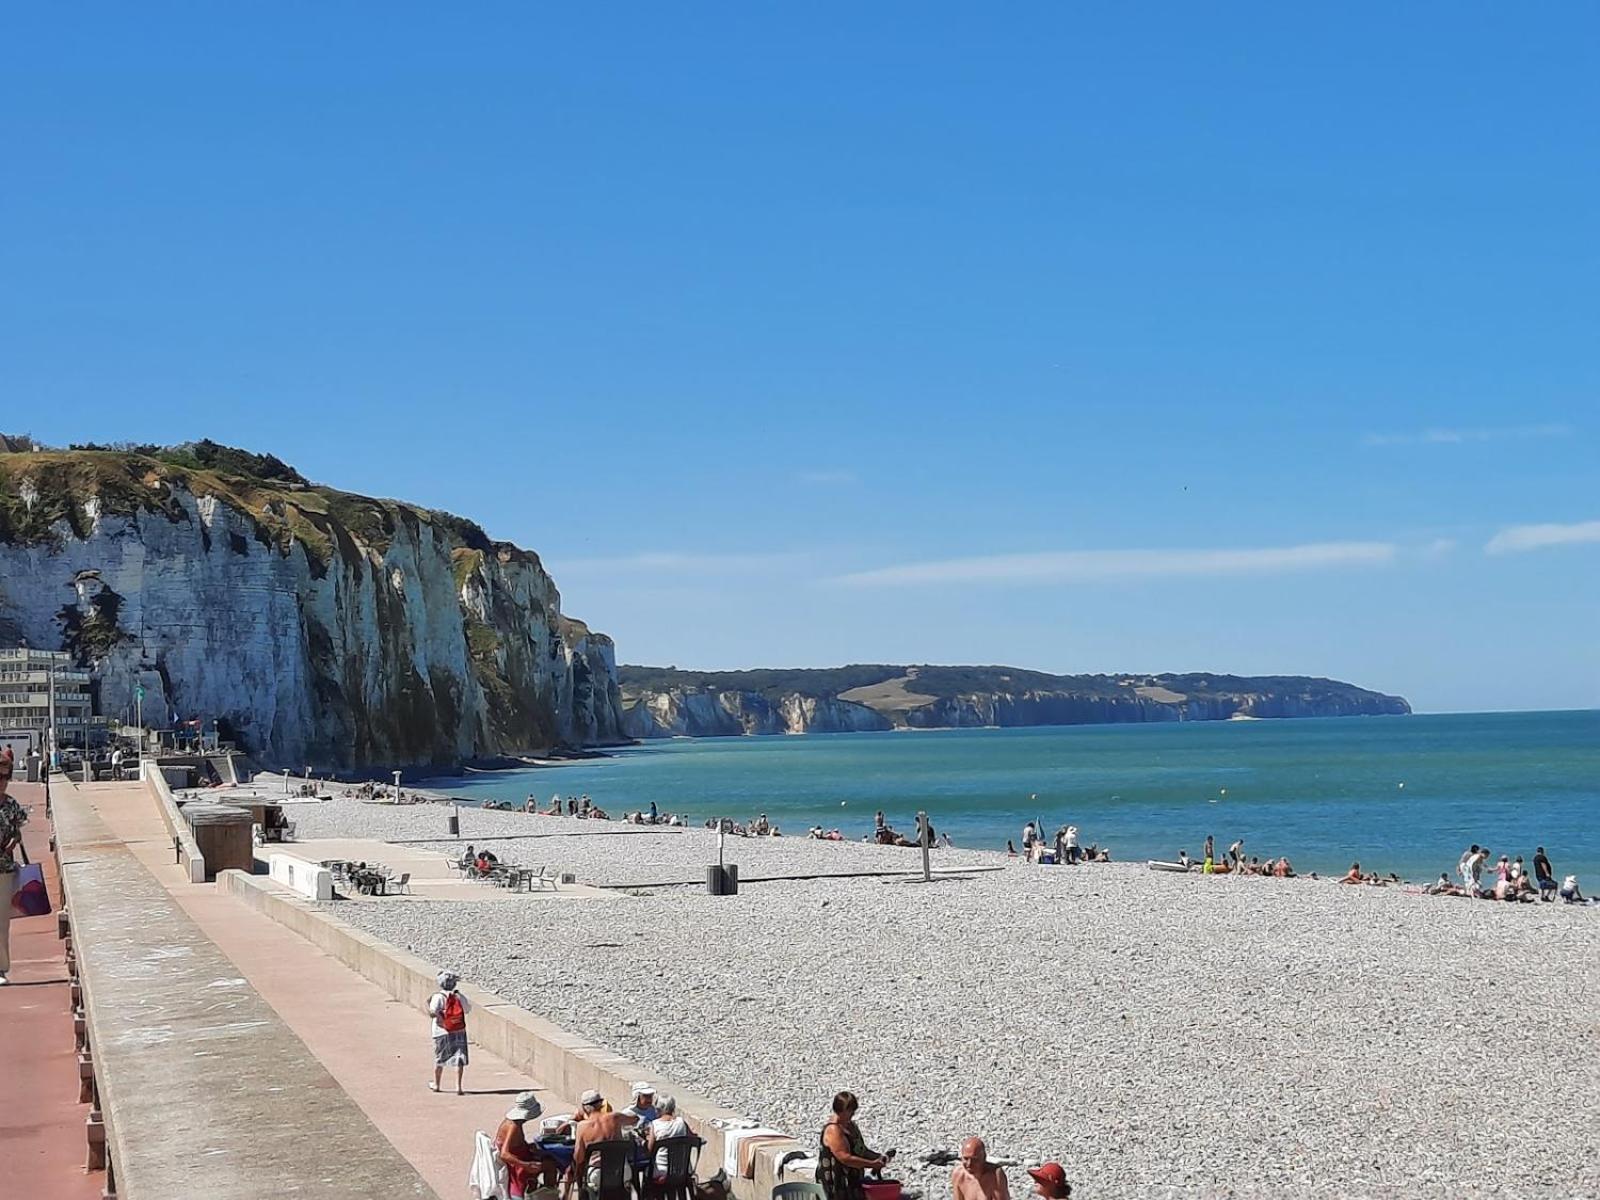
220, 869, 812, 1197
52, 780, 436, 1198
141, 762, 205, 882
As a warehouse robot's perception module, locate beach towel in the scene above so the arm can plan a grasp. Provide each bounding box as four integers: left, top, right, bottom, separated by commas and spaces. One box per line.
469, 1129, 508, 1199
720, 1126, 783, 1177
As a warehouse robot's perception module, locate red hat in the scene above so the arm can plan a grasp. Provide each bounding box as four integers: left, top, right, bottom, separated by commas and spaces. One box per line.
1028, 1164, 1069, 1191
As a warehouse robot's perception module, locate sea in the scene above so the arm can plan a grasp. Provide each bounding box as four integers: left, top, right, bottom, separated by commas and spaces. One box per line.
432, 710, 1600, 883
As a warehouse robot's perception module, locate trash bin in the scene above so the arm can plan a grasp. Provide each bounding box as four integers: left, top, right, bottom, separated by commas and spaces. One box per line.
447, 812, 460, 836
706, 864, 739, 895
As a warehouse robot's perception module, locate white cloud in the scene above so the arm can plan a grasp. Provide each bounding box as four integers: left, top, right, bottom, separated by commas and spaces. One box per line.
1364, 423, 1571, 447
830, 541, 1398, 588
1484, 520, 1600, 555
1420, 538, 1458, 561
552, 550, 809, 577
794, 469, 857, 485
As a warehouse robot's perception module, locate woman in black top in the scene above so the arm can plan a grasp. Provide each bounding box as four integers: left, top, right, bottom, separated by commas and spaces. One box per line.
818, 1091, 889, 1200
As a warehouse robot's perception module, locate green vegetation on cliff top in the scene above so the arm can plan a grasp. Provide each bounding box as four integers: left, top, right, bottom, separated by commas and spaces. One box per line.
0, 439, 531, 574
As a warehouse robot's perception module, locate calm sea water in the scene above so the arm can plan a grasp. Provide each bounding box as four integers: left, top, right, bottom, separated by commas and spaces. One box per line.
436, 711, 1600, 882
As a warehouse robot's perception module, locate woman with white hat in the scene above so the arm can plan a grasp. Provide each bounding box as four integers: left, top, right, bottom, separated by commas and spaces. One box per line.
494, 1091, 557, 1198
427, 970, 472, 1094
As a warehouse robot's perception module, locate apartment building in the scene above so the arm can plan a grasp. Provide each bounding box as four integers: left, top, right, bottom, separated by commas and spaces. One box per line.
0, 647, 98, 747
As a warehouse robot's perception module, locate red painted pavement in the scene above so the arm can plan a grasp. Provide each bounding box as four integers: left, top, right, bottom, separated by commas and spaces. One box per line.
0, 780, 103, 1199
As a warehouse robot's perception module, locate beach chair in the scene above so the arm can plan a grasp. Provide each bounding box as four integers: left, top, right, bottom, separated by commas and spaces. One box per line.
641, 1134, 703, 1200
579, 1139, 638, 1200
531, 865, 560, 892
772, 1183, 826, 1200
393, 872, 412, 894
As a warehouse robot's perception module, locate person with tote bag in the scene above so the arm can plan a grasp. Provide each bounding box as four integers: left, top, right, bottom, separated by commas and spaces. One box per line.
0, 784, 31, 986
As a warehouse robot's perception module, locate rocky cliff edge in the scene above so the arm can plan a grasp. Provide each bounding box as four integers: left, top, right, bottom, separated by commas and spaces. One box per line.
0, 443, 625, 770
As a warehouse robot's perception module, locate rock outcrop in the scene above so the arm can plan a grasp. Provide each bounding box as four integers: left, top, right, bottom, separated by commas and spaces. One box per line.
623, 689, 891, 738
0, 445, 625, 769
619, 665, 1410, 739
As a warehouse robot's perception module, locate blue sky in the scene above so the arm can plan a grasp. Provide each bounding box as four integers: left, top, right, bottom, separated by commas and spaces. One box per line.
2, 4, 1595, 713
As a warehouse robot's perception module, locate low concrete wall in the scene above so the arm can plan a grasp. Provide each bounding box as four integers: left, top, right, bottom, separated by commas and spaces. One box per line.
143, 763, 205, 883
219, 871, 811, 1197
54, 789, 437, 1199
267, 853, 333, 901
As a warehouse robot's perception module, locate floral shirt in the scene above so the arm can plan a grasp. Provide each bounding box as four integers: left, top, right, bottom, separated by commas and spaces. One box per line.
0, 793, 28, 873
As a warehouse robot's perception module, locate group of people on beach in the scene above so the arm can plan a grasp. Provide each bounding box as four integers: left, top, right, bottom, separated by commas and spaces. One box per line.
1431, 844, 1586, 903
821, 1089, 1073, 1200
700, 813, 783, 837
502, 793, 613, 820
1011, 819, 1110, 865
1173, 836, 1294, 877
507, 792, 694, 828
1156, 830, 1591, 904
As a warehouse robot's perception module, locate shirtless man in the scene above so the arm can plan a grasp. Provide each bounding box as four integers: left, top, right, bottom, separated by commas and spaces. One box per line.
952, 1138, 1010, 1200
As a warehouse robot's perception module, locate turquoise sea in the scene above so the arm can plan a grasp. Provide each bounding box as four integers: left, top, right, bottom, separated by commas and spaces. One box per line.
438, 711, 1600, 883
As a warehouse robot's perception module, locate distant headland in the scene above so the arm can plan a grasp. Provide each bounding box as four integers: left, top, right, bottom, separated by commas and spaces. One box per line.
619, 663, 1410, 738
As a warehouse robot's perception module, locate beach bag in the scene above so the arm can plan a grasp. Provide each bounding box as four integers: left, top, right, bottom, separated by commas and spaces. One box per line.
441, 990, 467, 1032
11, 858, 51, 917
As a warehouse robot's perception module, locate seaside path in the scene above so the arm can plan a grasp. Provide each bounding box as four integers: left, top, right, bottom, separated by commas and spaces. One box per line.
0, 781, 102, 1200
59, 778, 580, 1197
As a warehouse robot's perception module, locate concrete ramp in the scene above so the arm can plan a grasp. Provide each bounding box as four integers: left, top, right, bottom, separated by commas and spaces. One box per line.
56, 787, 439, 1199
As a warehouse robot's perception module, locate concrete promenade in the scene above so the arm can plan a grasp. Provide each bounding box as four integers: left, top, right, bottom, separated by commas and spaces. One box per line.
0, 781, 102, 1200
50, 777, 582, 1198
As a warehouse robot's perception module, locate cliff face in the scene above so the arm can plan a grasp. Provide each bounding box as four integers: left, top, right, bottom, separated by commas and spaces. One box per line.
622, 689, 891, 738
0, 449, 625, 769
619, 665, 1411, 739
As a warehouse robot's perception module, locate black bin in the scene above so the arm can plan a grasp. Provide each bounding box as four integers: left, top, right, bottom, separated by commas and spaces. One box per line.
706, 864, 740, 895
448, 812, 460, 836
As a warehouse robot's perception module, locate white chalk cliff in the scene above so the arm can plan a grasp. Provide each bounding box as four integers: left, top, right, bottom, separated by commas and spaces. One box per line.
0, 446, 625, 769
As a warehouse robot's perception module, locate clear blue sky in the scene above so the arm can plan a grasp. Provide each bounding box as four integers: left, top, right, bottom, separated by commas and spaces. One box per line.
3, 4, 1596, 713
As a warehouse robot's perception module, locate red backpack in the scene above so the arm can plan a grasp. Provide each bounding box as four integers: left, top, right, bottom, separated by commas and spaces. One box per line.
439, 991, 466, 1033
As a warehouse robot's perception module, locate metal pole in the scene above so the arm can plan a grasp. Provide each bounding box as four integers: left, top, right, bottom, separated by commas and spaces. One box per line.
47, 658, 57, 773
392, 769, 402, 803
918, 810, 931, 883
135, 684, 143, 777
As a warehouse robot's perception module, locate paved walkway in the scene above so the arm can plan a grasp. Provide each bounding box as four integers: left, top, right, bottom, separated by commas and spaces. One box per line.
0, 781, 102, 1200
58, 778, 582, 1196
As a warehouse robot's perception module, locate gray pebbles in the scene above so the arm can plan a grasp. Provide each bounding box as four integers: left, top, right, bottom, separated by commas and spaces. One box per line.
299, 800, 1600, 1199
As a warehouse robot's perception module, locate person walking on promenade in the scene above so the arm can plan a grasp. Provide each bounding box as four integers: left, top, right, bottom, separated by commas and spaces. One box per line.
952, 1138, 1009, 1200
819, 1091, 890, 1200
427, 970, 471, 1094
0, 785, 28, 986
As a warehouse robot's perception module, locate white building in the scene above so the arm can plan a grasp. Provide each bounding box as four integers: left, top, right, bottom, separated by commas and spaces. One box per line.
0, 647, 99, 747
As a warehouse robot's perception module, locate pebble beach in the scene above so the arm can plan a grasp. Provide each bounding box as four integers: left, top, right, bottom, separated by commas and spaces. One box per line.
295, 799, 1600, 1200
